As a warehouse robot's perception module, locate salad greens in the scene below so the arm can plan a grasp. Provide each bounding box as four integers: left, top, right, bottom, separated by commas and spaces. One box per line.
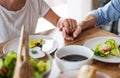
0, 51, 51, 78
0, 51, 17, 78
92, 39, 120, 57
29, 38, 44, 49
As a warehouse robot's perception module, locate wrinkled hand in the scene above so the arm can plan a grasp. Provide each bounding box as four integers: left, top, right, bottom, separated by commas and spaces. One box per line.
62, 26, 81, 40
57, 18, 82, 40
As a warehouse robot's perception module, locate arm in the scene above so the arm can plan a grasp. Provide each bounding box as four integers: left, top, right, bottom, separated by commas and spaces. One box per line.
43, 9, 78, 40
70, 14, 97, 38
90, 0, 120, 26
79, 14, 97, 31
43, 9, 60, 27
78, 0, 120, 31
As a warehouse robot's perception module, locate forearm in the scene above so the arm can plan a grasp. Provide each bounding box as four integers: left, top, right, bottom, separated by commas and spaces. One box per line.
90, 0, 120, 26
80, 14, 97, 31
43, 9, 60, 27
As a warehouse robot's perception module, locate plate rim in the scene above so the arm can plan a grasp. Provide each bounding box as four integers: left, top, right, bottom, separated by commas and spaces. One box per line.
3, 35, 58, 54
83, 36, 120, 63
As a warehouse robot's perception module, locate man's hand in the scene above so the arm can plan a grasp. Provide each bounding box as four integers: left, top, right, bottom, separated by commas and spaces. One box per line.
62, 26, 81, 40
57, 18, 81, 40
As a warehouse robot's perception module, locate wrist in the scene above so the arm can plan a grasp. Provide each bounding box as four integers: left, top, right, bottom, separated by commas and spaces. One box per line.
78, 20, 87, 31
56, 17, 65, 31
56, 17, 63, 28
77, 23, 82, 32
79, 18, 96, 31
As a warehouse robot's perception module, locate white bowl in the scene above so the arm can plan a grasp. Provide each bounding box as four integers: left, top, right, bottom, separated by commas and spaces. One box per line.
55, 45, 94, 72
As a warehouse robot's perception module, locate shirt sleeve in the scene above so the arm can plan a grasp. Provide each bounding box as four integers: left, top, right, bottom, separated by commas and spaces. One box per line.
38, 0, 50, 17
90, 0, 120, 27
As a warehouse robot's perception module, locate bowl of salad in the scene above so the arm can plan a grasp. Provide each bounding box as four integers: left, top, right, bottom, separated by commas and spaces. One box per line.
0, 51, 52, 78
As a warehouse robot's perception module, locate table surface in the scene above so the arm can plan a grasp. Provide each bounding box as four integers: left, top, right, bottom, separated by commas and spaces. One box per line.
0, 27, 120, 78
38, 27, 120, 78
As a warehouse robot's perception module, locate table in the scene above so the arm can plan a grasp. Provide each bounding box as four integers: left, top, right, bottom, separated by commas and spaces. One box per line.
0, 27, 120, 78
37, 27, 120, 78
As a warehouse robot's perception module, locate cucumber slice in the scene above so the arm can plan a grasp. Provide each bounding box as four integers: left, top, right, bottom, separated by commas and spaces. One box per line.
110, 48, 119, 56
0, 58, 3, 68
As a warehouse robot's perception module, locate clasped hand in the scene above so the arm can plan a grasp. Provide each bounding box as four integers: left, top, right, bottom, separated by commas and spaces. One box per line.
58, 18, 81, 40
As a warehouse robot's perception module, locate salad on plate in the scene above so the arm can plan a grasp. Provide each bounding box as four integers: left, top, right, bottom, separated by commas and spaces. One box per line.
92, 39, 120, 57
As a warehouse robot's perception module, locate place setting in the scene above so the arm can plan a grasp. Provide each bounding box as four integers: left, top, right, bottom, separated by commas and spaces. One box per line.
1, 34, 118, 78
48, 45, 111, 78
0, 26, 54, 78
3, 35, 58, 58
83, 36, 120, 63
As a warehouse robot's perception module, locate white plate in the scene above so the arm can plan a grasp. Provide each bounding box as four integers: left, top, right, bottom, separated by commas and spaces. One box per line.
48, 59, 111, 78
3, 35, 58, 56
83, 36, 120, 63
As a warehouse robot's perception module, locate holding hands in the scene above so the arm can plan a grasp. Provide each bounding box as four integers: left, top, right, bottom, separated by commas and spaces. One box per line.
57, 15, 97, 40
57, 18, 82, 40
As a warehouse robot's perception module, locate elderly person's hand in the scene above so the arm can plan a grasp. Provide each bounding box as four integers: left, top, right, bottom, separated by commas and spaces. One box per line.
57, 18, 81, 40
62, 25, 81, 40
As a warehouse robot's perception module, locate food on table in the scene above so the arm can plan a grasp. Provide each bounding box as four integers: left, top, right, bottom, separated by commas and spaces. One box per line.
31, 50, 38, 54
92, 39, 120, 57
0, 51, 51, 78
77, 65, 96, 78
29, 38, 44, 56
29, 38, 44, 49
60, 54, 88, 62
29, 40, 37, 48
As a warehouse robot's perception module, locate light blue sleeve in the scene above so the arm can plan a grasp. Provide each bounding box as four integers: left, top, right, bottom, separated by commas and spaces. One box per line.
91, 0, 120, 27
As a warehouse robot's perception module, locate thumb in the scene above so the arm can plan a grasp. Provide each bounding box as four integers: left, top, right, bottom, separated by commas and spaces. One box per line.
73, 26, 82, 38
59, 25, 64, 31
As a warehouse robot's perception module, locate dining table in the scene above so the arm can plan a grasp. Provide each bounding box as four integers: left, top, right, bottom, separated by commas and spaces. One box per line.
0, 27, 120, 78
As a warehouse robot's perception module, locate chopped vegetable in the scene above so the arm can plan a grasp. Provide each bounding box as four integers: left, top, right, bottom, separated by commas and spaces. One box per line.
31, 50, 38, 54
37, 60, 45, 73
92, 39, 120, 57
29, 38, 44, 49
102, 46, 110, 52
29, 40, 37, 48
45, 60, 51, 71
105, 39, 118, 49
4, 51, 17, 68
34, 74, 43, 78
0, 51, 51, 78
37, 38, 43, 43
0, 58, 3, 68
110, 48, 119, 56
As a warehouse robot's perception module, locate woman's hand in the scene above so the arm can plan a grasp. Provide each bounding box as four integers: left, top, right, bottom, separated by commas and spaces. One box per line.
57, 18, 81, 40
43, 9, 81, 40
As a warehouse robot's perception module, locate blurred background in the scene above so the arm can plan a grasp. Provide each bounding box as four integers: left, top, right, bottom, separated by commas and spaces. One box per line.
36, 0, 119, 35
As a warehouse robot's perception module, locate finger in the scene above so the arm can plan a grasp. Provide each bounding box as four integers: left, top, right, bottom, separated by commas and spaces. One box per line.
63, 20, 70, 33
67, 19, 77, 32
59, 25, 64, 31
67, 19, 73, 32
73, 26, 82, 38
58, 19, 69, 32
62, 28, 67, 38
62, 29, 74, 40
65, 34, 74, 40
71, 19, 77, 32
